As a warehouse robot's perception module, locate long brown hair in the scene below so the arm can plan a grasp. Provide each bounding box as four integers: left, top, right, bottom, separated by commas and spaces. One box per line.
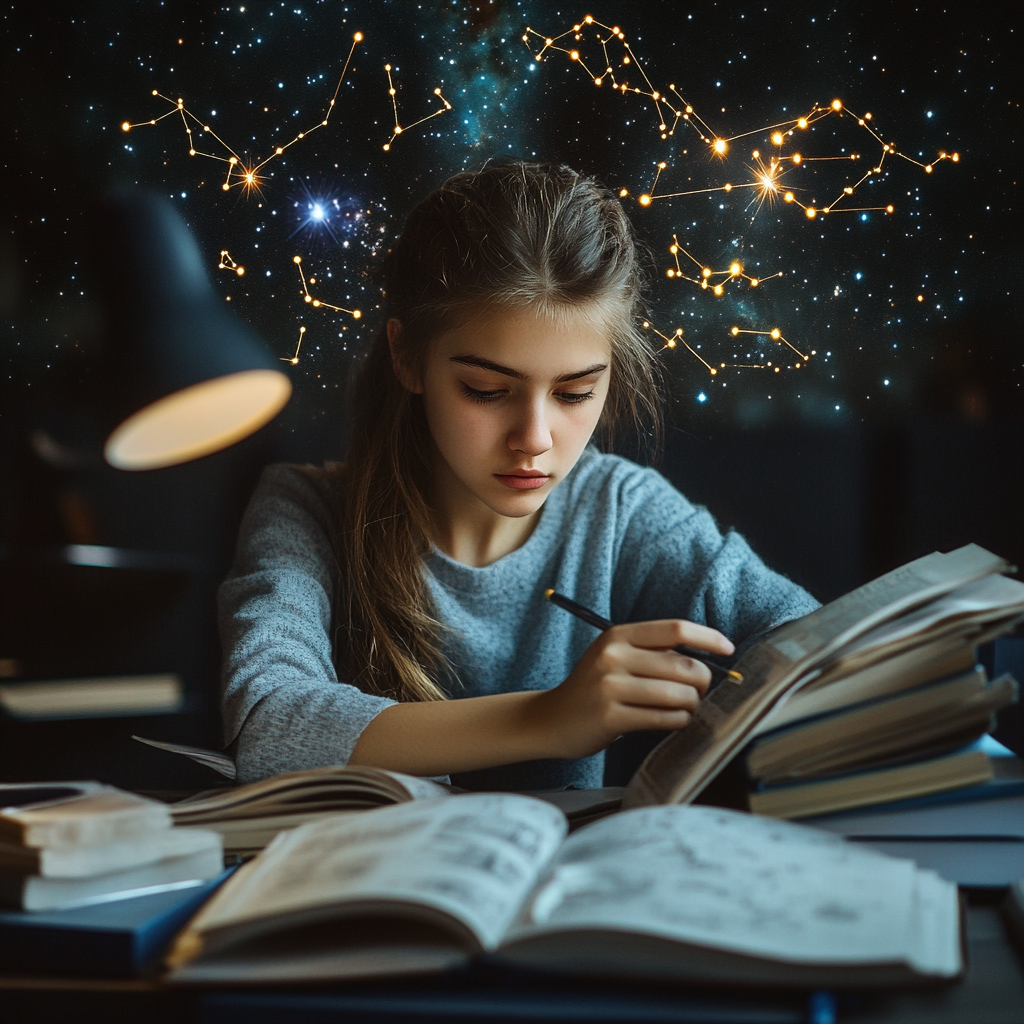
334, 163, 662, 702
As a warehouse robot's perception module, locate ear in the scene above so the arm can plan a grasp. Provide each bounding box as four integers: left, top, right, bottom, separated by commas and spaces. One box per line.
387, 319, 422, 394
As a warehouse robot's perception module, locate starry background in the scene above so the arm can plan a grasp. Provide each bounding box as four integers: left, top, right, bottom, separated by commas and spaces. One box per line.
3, 0, 1020, 437
1, 1, 1022, 780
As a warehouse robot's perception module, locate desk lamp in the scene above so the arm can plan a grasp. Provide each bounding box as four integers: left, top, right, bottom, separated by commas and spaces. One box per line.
100, 190, 291, 470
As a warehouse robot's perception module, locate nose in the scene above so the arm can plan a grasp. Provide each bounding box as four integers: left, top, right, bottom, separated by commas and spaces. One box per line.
506, 395, 552, 457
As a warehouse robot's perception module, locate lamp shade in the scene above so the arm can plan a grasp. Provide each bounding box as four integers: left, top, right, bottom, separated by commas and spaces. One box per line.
99, 190, 291, 470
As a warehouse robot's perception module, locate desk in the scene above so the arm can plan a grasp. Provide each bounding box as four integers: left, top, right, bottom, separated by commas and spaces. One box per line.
1, 900, 1021, 1024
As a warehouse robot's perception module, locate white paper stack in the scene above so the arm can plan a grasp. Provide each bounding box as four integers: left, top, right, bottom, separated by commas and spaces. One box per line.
0, 781, 223, 911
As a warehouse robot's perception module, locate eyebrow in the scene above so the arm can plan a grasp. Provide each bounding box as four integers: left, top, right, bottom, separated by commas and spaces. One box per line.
450, 355, 608, 383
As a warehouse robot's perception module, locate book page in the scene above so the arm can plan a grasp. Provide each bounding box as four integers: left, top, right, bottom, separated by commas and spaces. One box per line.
823, 575, 1024, 671
505, 806, 959, 976
171, 766, 449, 823
753, 635, 977, 734
180, 794, 567, 954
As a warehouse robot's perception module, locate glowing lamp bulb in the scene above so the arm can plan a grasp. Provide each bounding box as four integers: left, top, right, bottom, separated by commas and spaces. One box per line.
106, 371, 291, 471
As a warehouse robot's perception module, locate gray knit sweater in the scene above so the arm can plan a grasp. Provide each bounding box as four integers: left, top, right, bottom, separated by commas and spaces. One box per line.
219, 447, 818, 787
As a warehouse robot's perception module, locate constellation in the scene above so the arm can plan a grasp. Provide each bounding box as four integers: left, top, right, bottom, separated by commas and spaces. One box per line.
642, 321, 717, 375
292, 255, 362, 318
382, 64, 452, 151
524, 17, 958, 216
282, 326, 306, 366
641, 320, 813, 376
121, 32, 363, 194
665, 236, 782, 295
523, 16, 714, 145
729, 326, 812, 369
218, 250, 245, 276
641, 101, 957, 216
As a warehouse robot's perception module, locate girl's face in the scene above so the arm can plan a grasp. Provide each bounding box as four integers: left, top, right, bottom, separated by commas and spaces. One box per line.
395, 304, 613, 524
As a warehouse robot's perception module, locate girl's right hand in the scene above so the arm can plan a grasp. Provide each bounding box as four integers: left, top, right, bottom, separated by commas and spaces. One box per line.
531, 620, 735, 760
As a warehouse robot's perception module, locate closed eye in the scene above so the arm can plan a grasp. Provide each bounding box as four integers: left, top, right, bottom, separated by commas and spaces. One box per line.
460, 383, 597, 405
461, 383, 505, 403
557, 390, 596, 405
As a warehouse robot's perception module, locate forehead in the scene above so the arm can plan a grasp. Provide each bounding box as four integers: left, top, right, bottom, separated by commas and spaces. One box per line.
431, 303, 614, 371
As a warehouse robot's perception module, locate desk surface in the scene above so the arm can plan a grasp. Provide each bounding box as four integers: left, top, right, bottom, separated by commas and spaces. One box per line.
1, 904, 1022, 1024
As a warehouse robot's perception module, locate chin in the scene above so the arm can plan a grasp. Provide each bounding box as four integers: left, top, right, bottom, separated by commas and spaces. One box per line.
485, 487, 550, 519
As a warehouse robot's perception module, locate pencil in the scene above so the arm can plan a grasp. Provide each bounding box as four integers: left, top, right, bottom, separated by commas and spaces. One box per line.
544, 588, 744, 684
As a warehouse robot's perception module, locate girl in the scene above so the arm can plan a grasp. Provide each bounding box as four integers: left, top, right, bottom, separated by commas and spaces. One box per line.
220, 162, 817, 788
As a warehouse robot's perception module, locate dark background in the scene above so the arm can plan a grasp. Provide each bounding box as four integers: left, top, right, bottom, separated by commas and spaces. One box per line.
1, 1, 1020, 786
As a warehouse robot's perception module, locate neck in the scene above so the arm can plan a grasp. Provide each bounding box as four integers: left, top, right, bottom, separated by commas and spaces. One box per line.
427, 457, 541, 567
431, 508, 541, 567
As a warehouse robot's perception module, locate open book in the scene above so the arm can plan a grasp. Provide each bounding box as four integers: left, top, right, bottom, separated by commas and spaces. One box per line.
166, 793, 962, 987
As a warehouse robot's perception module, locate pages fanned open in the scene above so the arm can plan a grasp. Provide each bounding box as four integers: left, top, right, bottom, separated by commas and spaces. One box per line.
166, 794, 962, 987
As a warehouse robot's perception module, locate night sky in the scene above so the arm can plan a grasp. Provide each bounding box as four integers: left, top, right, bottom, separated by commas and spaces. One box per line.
3, 1, 1021, 445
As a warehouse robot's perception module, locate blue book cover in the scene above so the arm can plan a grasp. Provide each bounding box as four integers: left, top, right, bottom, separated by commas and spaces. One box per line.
0, 868, 233, 978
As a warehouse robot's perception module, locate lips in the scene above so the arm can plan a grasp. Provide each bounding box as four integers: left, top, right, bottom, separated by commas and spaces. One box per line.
494, 471, 549, 491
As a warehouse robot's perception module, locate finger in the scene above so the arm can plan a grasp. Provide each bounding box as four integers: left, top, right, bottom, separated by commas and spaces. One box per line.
612, 704, 695, 733
608, 647, 712, 692
606, 675, 702, 711
613, 619, 735, 656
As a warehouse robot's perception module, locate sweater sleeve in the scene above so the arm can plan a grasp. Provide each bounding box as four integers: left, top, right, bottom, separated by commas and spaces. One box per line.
218, 464, 396, 783
609, 465, 819, 655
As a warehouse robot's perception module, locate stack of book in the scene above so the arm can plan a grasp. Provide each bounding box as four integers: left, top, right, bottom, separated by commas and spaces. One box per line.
741, 576, 1021, 819
804, 742, 1024, 886
0, 782, 224, 911
627, 545, 1024, 818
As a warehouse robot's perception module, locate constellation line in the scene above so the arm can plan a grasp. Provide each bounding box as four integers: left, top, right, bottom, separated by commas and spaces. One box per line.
382, 64, 452, 151
293, 255, 362, 318
282, 326, 306, 365
122, 32, 364, 194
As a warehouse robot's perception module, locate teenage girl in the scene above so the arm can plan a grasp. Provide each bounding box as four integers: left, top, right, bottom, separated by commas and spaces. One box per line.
220, 163, 817, 788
